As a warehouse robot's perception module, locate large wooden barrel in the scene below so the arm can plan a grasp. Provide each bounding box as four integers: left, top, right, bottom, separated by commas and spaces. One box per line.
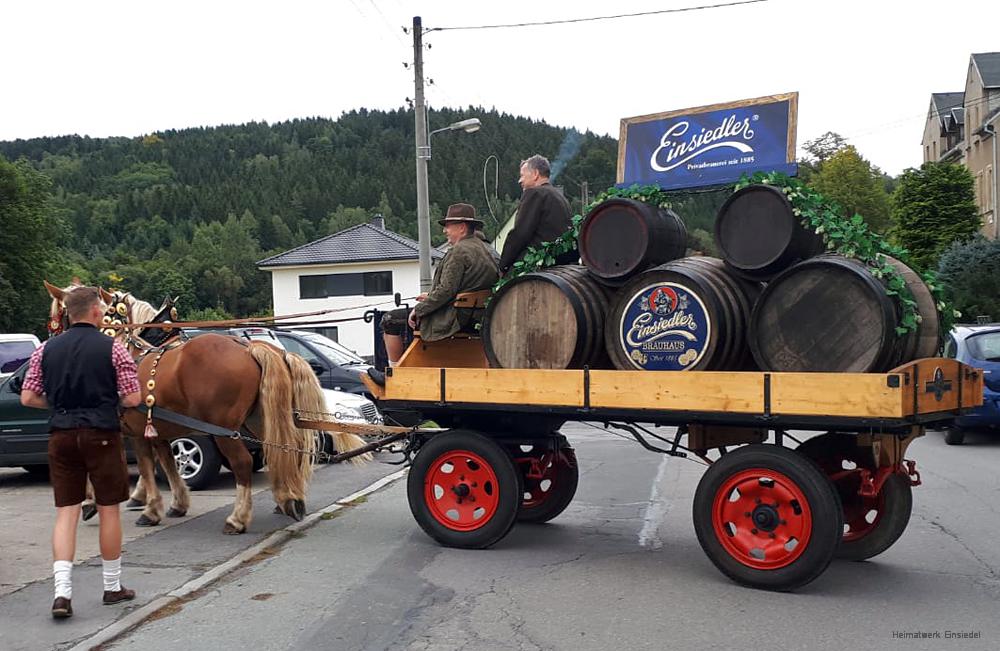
884, 256, 941, 362
604, 257, 758, 371
749, 255, 905, 372
579, 198, 687, 284
714, 184, 825, 281
482, 265, 611, 369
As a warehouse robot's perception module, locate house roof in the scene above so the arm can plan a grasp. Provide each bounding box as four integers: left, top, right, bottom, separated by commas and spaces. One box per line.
972, 52, 1000, 88
257, 222, 445, 268
932, 92, 964, 121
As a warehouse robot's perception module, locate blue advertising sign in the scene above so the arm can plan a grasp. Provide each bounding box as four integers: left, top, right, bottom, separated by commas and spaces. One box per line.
617, 93, 798, 191
617, 281, 712, 371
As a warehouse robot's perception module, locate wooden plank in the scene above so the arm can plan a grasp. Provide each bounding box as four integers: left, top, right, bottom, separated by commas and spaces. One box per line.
384, 367, 442, 402
589, 370, 764, 413
770, 373, 903, 418
443, 369, 585, 407
397, 337, 489, 369
912, 358, 960, 414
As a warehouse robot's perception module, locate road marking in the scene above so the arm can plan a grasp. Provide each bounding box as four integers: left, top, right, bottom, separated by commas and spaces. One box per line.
67, 468, 408, 651
638, 455, 670, 549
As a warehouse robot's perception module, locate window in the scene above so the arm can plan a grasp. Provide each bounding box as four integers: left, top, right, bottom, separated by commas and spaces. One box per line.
299, 271, 392, 299
275, 335, 322, 365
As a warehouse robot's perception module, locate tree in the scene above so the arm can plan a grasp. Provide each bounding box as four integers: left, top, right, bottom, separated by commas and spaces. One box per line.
802, 131, 848, 165
891, 162, 980, 271
810, 146, 892, 233
0, 157, 64, 335
937, 236, 1000, 322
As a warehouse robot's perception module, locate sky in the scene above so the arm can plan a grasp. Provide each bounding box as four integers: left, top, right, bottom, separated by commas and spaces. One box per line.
3, 0, 998, 176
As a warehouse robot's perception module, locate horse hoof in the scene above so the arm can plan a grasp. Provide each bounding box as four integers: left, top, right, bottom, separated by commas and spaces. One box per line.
166, 508, 187, 518
283, 499, 306, 522
135, 514, 161, 527
223, 522, 245, 535
81, 504, 97, 521
126, 499, 145, 510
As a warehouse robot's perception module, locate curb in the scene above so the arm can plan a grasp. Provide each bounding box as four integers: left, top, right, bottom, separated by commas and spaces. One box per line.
67, 468, 407, 651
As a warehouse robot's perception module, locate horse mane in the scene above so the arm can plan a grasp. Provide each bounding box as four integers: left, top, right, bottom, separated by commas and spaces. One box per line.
122, 293, 159, 325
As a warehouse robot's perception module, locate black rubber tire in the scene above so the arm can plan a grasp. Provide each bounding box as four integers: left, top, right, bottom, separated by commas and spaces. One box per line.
251, 450, 266, 472
21, 464, 49, 477
163, 435, 222, 491
312, 431, 334, 464
797, 432, 913, 561
944, 427, 965, 446
510, 439, 579, 523
692, 444, 843, 591
407, 430, 521, 549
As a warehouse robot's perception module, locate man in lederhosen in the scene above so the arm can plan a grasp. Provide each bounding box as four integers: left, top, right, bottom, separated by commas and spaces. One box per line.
21, 286, 141, 618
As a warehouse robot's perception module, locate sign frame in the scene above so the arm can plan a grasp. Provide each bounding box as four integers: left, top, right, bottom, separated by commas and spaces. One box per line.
616, 92, 798, 190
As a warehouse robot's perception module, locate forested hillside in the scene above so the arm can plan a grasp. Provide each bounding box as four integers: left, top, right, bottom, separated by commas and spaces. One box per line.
1, 106, 727, 334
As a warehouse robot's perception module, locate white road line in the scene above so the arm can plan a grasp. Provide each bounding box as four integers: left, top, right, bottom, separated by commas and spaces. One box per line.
68, 468, 408, 651
638, 455, 671, 549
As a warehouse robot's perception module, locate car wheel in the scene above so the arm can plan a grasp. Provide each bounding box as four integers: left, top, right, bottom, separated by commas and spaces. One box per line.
312, 431, 334, 463
165, 435, 223, 490
22, 464, 49, 478
251, 450, 265, 472
944, 427, 965, 446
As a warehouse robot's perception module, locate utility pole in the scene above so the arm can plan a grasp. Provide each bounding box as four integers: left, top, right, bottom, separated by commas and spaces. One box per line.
581, 181, 590, 209
412, 16, 432, 292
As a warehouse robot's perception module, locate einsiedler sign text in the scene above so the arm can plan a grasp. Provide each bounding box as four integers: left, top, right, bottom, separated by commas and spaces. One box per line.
617, 92, 798, 191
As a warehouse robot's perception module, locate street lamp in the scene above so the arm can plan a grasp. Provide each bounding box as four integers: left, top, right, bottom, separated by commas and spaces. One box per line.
415, 117, 481, 290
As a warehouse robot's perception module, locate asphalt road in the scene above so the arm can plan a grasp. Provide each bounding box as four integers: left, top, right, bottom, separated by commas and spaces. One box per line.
3, 425, 999, 651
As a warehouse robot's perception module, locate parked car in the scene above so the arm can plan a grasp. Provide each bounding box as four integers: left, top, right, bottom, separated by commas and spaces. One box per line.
0, 334, 40, 382
272, 330, 373, 395
942, 323, 1000, 445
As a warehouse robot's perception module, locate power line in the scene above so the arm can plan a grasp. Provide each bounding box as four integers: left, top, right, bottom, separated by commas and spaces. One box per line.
426, 0, 767, 32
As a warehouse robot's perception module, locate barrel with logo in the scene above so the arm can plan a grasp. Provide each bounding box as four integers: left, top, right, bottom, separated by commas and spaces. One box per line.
482, 265, 611, 369
604, 257, 759, 372
579, 198, 688, 285
714, 184, 825, 281
748, 254, 940, 373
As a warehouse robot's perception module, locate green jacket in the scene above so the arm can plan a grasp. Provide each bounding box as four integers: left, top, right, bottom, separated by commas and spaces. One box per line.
414, 233, 500, 342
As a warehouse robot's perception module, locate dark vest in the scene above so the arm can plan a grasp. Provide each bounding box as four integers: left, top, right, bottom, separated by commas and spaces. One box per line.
42, 323, 121, 431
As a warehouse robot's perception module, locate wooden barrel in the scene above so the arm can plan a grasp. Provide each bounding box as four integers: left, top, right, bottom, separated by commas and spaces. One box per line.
604, 257, 757, 371
749, 255, 902, 372
884, 256, 941, 362
714, 184, 825, 281
483, 265, 611, 369
579, 198, 687, 283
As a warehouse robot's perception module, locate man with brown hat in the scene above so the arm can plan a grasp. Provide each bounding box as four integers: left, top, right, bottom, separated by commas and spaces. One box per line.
376, 203, 500, 371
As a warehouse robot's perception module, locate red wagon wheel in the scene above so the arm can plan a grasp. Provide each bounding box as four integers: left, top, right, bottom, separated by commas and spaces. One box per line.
796, 432, 913, 561
407, 430, 521, 549
508, 436, 579, 523
693, 445, 842, 591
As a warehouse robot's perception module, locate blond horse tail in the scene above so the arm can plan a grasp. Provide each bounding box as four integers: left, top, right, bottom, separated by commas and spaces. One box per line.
248, 342, 314, 501
283, 352, 370, 465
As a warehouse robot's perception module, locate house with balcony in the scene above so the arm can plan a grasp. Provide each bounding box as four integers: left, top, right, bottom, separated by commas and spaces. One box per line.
921, 52, 1000, 239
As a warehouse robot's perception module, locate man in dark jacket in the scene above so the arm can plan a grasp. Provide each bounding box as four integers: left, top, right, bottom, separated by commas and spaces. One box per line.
21, 286, 141, 618
499, 154, 578, 272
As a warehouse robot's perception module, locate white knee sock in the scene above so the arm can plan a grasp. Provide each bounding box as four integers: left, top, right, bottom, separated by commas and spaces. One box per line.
102, 557, 122, 592
53, 560, 72, 599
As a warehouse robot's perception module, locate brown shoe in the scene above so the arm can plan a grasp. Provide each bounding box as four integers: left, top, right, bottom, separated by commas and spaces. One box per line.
51, 597, 73, 619
102, 587, 136, 605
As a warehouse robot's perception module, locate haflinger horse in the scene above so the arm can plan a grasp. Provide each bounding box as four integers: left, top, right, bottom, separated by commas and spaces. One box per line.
44, 281, 368, 534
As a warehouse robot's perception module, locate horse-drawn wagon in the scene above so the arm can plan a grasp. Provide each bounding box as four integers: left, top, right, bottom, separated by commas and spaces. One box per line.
359, 341, 984, 591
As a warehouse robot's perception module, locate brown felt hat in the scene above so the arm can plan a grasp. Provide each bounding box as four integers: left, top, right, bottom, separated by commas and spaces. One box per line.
438, 203, 484, 228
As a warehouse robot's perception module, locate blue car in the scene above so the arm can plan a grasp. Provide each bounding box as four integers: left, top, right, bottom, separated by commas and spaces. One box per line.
943, 324, 1000, 444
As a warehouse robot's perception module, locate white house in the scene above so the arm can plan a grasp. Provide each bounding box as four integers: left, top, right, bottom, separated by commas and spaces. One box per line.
257, 217, 443, 358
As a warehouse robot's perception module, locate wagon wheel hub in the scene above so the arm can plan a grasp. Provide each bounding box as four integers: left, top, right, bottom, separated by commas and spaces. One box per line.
751, 504, 780, 532
452, 483, 471, 498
